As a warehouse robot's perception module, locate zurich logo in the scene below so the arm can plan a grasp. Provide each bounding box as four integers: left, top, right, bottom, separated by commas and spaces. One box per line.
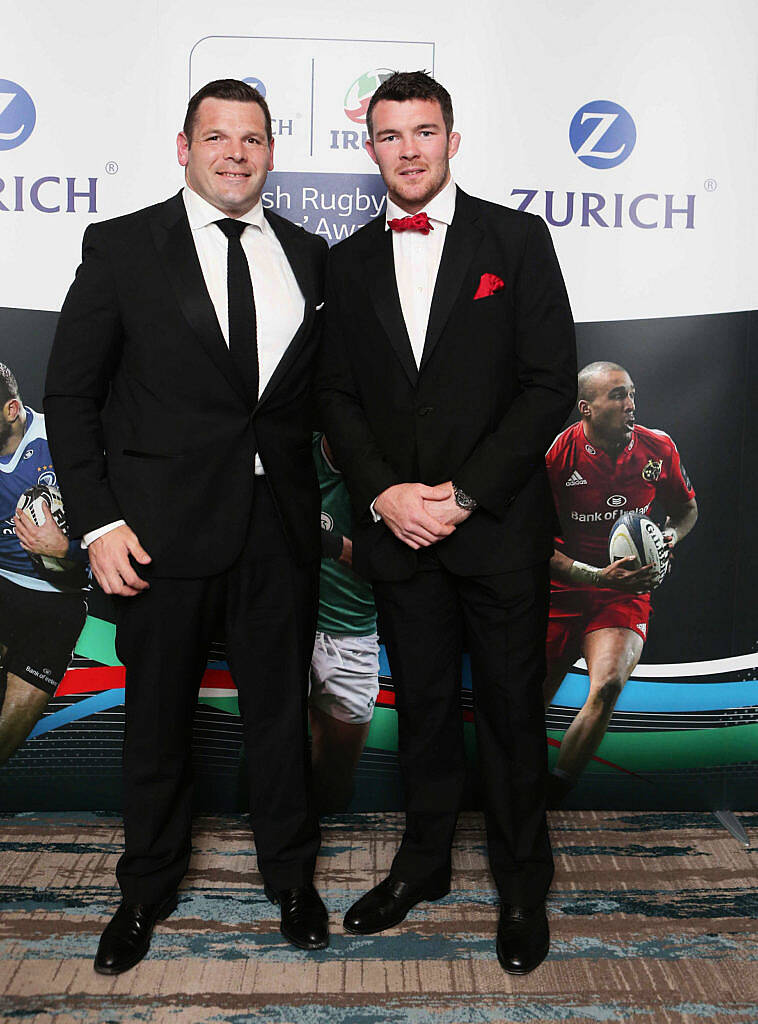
243, 76, 266, 98
0, 79, 36, 151
569, 100, 636, 169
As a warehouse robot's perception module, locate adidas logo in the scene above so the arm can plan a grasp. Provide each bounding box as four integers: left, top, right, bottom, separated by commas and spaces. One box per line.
565, 470, 587, 487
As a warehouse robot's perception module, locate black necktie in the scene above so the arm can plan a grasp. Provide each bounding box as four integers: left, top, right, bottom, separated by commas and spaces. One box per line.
215, 218, 259, 405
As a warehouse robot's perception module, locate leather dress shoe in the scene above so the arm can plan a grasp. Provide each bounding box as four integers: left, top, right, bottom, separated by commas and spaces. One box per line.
93, 893, 178, 975
496, 901, 550, 974
265, 883, 329, 950
344, 875, 450, 935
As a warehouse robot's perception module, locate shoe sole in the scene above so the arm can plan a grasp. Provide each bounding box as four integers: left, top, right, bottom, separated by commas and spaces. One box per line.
343, 886, 450, 936
93, 895, 179, 976
280, 926, 329, 951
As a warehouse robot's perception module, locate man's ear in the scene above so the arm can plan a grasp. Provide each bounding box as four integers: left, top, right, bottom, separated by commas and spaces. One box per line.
365, 138, 379, 166
3, 398, 21, 423
177, 131, 190, 168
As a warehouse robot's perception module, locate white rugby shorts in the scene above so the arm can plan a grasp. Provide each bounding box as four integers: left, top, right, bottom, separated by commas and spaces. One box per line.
309, 631, 380, 725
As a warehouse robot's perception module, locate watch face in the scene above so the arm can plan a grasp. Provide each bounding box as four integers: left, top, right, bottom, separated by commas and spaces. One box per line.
453, 485, 476, 510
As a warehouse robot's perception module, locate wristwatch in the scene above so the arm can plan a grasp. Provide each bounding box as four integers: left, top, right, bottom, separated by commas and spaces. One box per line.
452, 483, 478, 511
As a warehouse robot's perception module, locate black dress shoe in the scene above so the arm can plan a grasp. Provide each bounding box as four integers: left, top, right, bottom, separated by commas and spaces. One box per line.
265, 883, 329, 950
496, 902, 550, 974
93, 893, 178, 975
343, 875, 450, 935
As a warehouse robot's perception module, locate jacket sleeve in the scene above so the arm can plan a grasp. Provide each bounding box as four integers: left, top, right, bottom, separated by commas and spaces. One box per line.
453, 215, 577, 518
43, 224, 125, 538
315, 258, 402, 516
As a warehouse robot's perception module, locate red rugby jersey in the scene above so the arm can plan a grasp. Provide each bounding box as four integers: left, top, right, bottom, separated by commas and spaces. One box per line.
546, 421, 695, 568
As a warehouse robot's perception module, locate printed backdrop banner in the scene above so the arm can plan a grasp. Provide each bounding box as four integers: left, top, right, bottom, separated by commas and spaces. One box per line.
1, 0, 757, 812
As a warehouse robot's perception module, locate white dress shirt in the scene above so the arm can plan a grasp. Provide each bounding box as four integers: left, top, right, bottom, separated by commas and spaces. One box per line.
83, 185, 305, 547
386, 176, 456, 368
370, 178, 457, 521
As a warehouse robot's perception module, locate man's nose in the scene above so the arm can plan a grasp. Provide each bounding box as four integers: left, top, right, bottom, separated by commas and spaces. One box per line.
399, 136, 419, 159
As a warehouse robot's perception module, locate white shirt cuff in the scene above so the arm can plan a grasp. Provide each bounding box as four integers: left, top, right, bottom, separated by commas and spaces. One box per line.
82, 520, 127, 548
370, 497, 382, 523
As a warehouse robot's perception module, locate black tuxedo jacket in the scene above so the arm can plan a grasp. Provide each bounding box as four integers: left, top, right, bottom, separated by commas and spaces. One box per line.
45, 192, 327, 577
317, 187, 577, 581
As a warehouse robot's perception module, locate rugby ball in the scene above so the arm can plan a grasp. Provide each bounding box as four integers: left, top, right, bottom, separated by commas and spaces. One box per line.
608, 513, 668, 589
16, 484, 71, 572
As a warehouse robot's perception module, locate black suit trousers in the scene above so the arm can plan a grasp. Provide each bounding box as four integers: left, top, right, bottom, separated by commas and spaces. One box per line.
373, 557, 554, 907
113, 481, 320, 903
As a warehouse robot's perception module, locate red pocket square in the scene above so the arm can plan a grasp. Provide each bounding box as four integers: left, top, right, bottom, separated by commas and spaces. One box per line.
473, 273, 505, 300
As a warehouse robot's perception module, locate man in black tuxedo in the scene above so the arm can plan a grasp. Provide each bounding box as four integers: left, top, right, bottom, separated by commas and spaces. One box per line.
317, 72, 576, 973
45, 79, 329, 972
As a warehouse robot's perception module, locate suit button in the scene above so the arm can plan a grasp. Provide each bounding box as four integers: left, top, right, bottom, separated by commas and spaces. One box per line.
417, 406, 434, 417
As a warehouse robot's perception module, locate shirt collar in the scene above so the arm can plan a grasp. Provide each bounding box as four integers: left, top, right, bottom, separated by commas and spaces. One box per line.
385, 177, 456, 231
183, 185, 266, 233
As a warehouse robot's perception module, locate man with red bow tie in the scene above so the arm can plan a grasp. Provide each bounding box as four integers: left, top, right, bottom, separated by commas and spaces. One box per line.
317, 71, 576, 973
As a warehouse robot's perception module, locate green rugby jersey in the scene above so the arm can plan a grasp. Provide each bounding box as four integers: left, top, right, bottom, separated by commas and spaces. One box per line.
314, 433, 377, 636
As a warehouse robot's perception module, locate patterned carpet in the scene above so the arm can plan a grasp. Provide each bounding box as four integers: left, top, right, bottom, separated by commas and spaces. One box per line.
1, 811, 757, 1023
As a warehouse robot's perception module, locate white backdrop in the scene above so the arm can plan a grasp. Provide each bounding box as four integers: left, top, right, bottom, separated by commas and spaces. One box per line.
2, 0, 758, 811
2, 0, 757, 322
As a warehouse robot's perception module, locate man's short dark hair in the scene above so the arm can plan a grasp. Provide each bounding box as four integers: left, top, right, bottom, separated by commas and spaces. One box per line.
0, 363, 20, 406
183, 79, 272, 144
366, 71, 454, 139
577, 361, 628, 403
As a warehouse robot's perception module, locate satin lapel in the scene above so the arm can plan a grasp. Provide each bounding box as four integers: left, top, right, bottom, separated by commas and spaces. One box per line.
149, 194, 248, 405
256, 212, 317, 408
366, 224, 418, 387
419, 190, 483, 372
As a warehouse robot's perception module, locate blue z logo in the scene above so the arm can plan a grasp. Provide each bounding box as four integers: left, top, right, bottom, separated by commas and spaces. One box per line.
569, 100, 636, 169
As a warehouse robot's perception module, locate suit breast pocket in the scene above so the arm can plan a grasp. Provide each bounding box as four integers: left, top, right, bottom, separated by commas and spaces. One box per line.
122, 449, 180, 460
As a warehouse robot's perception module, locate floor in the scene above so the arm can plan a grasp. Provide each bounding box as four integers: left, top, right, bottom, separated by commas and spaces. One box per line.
1, 810, 757, 1023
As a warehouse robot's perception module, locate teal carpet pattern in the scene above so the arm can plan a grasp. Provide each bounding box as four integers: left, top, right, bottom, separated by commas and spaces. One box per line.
1, 811, 757, 1022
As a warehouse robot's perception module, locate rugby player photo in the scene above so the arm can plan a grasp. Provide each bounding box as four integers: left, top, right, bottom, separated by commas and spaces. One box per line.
543, 361, 698, 804
310, 433, 379, 813
0, 363, 88, 765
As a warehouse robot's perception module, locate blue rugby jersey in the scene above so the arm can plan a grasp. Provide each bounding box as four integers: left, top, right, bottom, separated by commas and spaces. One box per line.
0, 408, 85, 592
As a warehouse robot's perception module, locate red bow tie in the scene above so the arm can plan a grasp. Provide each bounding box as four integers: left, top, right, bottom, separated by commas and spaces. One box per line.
388, 212, 434, 235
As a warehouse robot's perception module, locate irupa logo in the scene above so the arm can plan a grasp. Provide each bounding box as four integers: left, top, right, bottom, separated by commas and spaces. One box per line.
329, 69, 393, 151
344, 69, 392, 124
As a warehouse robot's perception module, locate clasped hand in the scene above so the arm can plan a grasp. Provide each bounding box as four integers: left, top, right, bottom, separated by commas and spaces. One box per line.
374, 481, 472, 550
